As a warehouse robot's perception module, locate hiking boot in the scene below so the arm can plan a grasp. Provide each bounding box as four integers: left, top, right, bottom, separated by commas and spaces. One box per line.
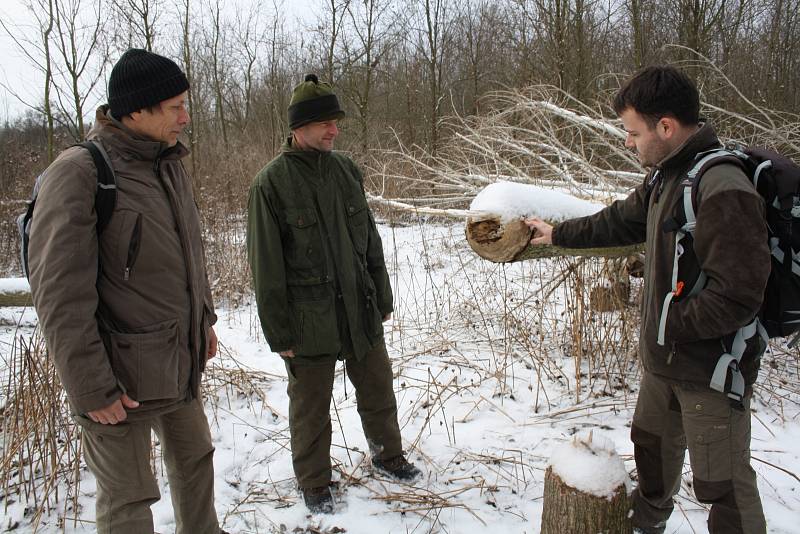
302, 485, 335, 514
372, 455, 422, 482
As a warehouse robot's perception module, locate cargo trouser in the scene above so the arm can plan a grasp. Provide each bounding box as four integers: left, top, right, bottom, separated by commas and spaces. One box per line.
630, 371, 766, 533
285, 339, 404, 489
75, 397, 219, 534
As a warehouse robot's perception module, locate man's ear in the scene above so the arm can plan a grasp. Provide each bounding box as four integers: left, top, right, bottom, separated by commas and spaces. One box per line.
656, 116, 678, 140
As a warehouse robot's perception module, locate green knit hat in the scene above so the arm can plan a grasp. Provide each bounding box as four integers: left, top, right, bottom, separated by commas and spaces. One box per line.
288, 74, 345, 129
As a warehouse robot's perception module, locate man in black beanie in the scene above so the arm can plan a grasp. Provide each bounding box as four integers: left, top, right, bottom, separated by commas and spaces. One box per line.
28, 48, 225, 533
246, 74, 421, 514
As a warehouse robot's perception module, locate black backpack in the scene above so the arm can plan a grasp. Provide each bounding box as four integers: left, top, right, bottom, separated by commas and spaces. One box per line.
17, 140, 116, 279
658, 144, 800, 402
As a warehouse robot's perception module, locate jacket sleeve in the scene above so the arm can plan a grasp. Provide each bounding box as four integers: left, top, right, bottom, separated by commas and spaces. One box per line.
552, 183, 649, 248
28, 150, 121, 414
366, 208, 394, 315
665, 166, 770, 343
246, 180, 294, 352
352, 161, 393, 315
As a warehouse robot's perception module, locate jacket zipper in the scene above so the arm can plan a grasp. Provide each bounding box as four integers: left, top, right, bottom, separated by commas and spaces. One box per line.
154, 156, 200, 400
124, 213, 143, 280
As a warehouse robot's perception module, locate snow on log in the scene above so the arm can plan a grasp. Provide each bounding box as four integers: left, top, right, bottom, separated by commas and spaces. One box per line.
465, 181, 641, 263
541, 431, 633, 534
0, 278, 32, 307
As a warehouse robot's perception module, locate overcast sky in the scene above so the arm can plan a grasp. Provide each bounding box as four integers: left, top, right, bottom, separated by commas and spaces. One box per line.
0, 0, 317, 124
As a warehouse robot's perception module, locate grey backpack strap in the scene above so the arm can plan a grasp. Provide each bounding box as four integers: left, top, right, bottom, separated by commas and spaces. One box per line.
710, 318, 768, 402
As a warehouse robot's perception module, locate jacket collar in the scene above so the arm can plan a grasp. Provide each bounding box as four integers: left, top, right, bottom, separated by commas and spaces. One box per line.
656, 121, 721, 172
88, 105, 189, 161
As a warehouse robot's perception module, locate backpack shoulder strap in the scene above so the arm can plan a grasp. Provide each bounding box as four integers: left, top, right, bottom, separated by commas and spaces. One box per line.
686, 148, 747, 219
78, 140, 116, 234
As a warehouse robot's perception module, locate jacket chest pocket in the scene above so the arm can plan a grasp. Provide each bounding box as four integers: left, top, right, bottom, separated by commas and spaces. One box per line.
345, 197, 370, 255
284, 208, 324, 270
99, 208, 144, 281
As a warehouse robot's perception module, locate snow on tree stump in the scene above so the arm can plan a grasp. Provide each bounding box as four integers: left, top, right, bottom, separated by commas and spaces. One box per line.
541, 431, 633, 534
0, 278, 32, 307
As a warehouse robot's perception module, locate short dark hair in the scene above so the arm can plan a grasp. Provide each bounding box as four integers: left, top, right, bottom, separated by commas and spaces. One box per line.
612, 66, 700, 128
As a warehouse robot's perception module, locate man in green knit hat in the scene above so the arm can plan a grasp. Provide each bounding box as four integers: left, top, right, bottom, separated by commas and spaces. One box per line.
246, 74, 421, 513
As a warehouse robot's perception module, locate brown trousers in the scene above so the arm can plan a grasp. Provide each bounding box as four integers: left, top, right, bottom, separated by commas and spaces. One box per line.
631, 371, 766, 533
76, 397, 219, 534
285, 339, 404, 489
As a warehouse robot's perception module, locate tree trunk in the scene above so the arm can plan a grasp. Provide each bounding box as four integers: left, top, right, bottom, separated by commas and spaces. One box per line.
541, 467, 632, 534
0, 290, 32, 307
465, 216, 642, 263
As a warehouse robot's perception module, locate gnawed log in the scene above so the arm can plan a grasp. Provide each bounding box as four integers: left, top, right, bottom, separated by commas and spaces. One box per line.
465, 216, 642, 263
541, 432, 633, 534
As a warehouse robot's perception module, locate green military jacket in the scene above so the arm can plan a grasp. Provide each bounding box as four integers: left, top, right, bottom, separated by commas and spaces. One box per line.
247, 139, 393, 360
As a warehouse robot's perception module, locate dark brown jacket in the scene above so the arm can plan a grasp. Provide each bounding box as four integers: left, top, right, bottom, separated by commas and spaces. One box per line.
553, 124, 770, 386
29, 106, 216, 418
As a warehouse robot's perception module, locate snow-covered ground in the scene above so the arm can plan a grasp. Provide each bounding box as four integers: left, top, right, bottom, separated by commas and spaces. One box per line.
2, 221, 799, 534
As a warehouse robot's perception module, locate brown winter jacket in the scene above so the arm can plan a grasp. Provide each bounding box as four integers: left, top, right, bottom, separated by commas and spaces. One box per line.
29, 106, 216, 419
553, 123, 770, 387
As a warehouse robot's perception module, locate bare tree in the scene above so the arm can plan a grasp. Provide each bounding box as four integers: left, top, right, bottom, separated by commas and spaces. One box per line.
179, 0, 198, 175
413, 0, 454, 155
453, 1, 508, 116
342, 0, 397, 151
0, 0, 57, 161
205, 0, 229, 146
51, 0, 107, 141
110, 0, 162, 51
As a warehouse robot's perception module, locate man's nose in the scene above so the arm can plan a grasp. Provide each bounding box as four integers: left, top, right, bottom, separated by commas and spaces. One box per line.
625, 134, 634, 149
329, 122, 339, 135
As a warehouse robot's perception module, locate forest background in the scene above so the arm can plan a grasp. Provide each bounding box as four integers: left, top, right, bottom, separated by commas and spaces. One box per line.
1, 0, 800, 284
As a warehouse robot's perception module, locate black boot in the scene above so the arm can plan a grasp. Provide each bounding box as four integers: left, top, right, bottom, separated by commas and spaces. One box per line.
302, 485, 335, 514
372, 455, 422, 482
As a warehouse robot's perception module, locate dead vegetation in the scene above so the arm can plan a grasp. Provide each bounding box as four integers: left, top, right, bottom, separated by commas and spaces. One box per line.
1, 66, 800, 531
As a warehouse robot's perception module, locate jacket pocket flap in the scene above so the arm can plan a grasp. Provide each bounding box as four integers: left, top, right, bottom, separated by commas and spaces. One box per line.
286, 208, 317, 228
108, 319, 181, 402
346, 198, 368, 217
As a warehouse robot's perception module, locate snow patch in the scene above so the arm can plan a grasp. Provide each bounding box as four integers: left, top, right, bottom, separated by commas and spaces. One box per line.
469, 181, 605, 223
548, 431, 631, 500
0, 277, 30, 294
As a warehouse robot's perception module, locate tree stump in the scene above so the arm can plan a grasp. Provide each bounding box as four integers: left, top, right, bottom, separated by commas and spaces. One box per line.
541, 433, 632, 534
465, 215, 642, 263
589, 258, 633, 313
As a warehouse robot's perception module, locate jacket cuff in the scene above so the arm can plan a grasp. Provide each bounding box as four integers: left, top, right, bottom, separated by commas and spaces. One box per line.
551, 224, 564, 247
69, 383, 122, 414
205, 304, 218, 327
268, 339, 294, 353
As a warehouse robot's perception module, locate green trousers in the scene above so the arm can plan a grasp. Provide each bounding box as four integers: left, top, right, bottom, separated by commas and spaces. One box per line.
285, 339, 404, 488
75, 397, 219, 534
631, 371, 766, 534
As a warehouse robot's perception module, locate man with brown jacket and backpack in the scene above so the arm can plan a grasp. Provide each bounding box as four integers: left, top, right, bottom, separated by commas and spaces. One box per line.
527, 66, 769, 533
28, 49, 224, 534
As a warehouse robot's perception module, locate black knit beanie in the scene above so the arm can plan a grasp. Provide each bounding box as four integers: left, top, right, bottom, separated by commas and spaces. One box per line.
288, 74, 345, 129
108, 49, 190, 119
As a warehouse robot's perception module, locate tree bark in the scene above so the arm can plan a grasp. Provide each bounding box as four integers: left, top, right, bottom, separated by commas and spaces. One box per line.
465, 216, 642, 263
541, 467, 632, 534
